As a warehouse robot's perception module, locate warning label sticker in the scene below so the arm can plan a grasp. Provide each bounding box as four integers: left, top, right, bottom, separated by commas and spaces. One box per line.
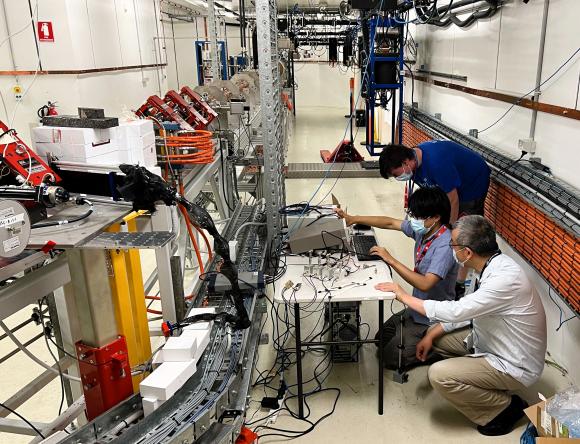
0, 213, 24, 228
3, 236, 21, 252
0, 207, 15, 219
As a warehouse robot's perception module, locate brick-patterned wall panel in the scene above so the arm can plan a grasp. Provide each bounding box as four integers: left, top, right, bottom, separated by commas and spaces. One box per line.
402, 120, 433, 147
485, 182, 580, 312
403, 119, 580, 314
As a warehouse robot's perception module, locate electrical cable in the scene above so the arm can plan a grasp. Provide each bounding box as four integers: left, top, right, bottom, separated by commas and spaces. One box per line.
548, 287, 578, 332
9, 0, 41, 130
215, 117, 236, 212
0, 320, 81, 382
158, 131, 215, 165
479, 47, 580, 134
31, 197, 93, 229
0, 401, 45, 439
234, 221, 266, 239
494, 150, 526, 178
39, 298, 66, 416
178, 203, 206, 274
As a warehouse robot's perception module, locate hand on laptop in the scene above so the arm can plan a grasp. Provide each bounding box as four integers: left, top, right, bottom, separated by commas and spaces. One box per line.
369, 246, 394, 265
334, 208, 355, 226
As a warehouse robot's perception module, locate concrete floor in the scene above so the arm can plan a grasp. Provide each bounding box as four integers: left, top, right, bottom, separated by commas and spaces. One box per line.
0, 104, 573, 443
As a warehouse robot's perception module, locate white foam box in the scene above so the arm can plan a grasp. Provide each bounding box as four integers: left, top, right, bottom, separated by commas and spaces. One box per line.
182, 328, 211, 361
182, 307, 216, 331
139, 359, 197, 401
142, 397, 164, 417
162, 334, 198, 362
32, 126, 116, 145
33, 140, 118, 162
119, 119, 154, 138
118, 141, 157, 167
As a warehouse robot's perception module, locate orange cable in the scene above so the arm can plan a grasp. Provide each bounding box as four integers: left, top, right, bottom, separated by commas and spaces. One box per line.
179, 204, 205, 275
178, 181, 213, 261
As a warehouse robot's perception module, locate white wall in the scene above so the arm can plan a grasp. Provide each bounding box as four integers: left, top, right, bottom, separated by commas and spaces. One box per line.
408, 0, 580, 383
293, 46, 356, 109
409, 0, 580, 185
0, 0, 168, 145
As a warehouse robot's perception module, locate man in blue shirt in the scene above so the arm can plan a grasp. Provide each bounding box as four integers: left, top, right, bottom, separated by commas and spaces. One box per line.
378, 141, 491, 222
335, 186, 458, 369
379, 141, 491, 295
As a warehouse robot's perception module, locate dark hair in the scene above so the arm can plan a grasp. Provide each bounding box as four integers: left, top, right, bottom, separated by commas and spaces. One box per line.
378, 144, 415, 179
453, 215, 499, 256
408, 186, 451, 226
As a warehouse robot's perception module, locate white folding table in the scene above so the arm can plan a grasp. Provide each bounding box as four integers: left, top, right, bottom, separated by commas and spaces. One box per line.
273, 253, 395, 417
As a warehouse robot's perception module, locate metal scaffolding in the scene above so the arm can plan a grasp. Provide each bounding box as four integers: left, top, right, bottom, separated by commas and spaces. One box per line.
207, 0, 221, 81
256, 0, 285, 246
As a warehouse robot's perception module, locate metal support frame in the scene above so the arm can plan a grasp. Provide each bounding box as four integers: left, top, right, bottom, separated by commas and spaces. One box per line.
65, 250, 119, 347
365, 17, 404, 155
151, 205, 178, 323
207, 0, 221, 82
0, 418, 47, 436
0, 357, 74, 418
0, 255, 70, 320
256, 0, 285, 245
30, 396, 86, 443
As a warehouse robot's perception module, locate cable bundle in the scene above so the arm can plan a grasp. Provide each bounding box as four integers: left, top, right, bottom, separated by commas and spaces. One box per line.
159, 130, 215, 165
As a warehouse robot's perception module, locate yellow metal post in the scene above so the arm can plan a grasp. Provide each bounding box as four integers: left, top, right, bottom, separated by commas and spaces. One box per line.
106, 212, 152, 390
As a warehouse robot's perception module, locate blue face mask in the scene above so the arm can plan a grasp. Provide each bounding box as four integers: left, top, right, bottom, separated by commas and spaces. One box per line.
395, 165, 413, 182
409, 218, 434, 236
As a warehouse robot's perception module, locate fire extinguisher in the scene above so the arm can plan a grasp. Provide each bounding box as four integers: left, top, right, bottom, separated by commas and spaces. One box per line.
37, 101, 58, 120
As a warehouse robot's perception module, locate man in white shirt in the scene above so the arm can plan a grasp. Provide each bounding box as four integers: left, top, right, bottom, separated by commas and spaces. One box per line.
375, 215, 547, 436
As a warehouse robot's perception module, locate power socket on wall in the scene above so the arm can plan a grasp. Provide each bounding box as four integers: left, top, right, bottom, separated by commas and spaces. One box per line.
518, 138, 537, 155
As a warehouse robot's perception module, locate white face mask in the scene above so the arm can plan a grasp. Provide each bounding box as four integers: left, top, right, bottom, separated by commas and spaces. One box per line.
395, 165, 413, 182
452, 247, 468, 267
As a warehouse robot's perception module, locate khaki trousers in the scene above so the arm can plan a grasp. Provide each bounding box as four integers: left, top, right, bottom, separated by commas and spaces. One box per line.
428, 328, 525, 426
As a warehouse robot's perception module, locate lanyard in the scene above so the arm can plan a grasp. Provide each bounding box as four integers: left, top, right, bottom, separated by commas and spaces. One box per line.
474, 251, 502, 291
470, 251, 502, 334
414, 225, 447, 271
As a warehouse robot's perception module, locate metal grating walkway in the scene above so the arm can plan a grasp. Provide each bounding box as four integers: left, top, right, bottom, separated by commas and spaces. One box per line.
286, 162, 382, 179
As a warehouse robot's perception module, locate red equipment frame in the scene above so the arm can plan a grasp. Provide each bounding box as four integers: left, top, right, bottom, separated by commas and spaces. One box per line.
0, 120, 61, 185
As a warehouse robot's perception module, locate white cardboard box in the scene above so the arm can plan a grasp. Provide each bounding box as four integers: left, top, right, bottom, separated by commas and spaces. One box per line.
139, 359, 197, 401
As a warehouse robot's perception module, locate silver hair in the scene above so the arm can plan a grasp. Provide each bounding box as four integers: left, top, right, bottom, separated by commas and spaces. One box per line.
452, 215, 499, 256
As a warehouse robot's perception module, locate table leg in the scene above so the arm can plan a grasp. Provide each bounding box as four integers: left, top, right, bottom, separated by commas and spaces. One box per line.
378, 299, 384, 415
294, 303, 304, 419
